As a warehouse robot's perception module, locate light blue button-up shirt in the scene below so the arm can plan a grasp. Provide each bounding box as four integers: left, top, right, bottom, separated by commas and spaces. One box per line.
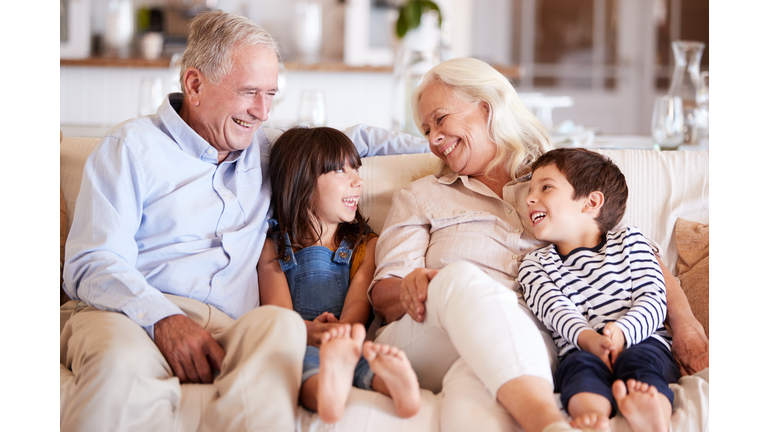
63, 93, 427, 339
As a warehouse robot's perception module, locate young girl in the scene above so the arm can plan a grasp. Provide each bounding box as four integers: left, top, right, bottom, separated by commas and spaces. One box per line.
258, 127, 421, 424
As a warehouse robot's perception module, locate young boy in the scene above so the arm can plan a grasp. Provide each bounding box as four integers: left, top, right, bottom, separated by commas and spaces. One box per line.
518, 148, 680, 432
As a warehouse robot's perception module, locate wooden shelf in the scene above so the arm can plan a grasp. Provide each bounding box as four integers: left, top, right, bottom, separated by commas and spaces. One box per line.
60, 57, 521, 79
60, 57, 173, 68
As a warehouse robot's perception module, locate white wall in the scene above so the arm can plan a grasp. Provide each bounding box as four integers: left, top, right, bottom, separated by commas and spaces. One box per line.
60, 66, 396, 132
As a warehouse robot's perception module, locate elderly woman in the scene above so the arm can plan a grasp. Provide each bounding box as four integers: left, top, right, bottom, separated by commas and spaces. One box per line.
369, 58, 708, 432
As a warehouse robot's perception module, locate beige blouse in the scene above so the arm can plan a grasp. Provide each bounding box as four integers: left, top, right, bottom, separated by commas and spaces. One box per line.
371, 172, 546, 303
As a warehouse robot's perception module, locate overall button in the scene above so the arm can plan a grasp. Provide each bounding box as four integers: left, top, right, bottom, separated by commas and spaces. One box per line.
339, 251, 348, 258
283, 256, 291, 262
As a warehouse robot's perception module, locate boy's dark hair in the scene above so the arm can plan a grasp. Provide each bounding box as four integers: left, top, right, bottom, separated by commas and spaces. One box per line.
530, 148, 628, 234
268, 126, 369, 261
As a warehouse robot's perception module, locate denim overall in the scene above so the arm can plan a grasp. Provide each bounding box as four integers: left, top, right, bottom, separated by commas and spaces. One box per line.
268, 220, 374, 391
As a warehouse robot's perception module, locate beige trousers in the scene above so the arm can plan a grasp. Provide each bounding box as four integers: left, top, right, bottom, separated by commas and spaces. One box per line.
60, 296, 306, 432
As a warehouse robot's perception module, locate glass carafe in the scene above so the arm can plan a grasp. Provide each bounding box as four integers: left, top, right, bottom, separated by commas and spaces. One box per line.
668, 40, 705, 145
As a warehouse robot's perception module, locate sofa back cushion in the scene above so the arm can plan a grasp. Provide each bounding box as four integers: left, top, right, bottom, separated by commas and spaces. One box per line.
61, 137, 708, 275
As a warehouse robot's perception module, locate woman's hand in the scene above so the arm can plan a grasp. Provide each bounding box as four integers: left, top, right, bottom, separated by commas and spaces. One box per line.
400, 268, 439, 323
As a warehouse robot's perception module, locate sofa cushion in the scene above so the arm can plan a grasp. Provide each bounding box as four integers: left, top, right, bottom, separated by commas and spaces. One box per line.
61, 188, 70, 306
674, 218, 709, 337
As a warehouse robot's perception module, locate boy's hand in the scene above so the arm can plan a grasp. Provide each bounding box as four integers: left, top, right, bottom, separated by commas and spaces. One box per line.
578, 329, 616, 372
603, 322, 625, 367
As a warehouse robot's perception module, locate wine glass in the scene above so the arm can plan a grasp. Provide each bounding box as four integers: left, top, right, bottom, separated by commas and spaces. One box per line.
297, 90, 327, 127
263, 63, 288, 128
274, 62, 288, 108
651, 95, 684, 151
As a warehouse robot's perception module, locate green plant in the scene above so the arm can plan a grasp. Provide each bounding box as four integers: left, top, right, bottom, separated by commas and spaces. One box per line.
395, 0, 442, 39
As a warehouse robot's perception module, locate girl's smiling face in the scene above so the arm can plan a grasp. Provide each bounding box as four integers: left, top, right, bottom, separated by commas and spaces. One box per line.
313, 161, 364, 236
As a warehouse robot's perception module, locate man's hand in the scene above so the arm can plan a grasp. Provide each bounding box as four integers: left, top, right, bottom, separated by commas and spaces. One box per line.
154, 314, 225, 384
603, 322, 625, 367
578, 329, 616, 373
306, 312, 344, 347
671, 320, 709, 376
400, 268, 439, 323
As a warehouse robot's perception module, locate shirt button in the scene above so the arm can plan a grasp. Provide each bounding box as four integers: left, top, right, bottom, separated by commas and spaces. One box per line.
207, 149, 214, 154
137, 312, 145, 319
507, 209, 513, 214
514, 229, 520, 233
460, 210, 466, 214
512, 254, 520, 260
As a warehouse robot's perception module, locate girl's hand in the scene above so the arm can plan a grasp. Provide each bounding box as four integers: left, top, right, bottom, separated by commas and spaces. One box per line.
306, 313, 343, 347
400, 268, 439, 323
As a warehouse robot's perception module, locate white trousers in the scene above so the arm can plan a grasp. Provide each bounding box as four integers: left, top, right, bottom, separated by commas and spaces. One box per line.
60, 296, 306, 432
374, 262, 559, 432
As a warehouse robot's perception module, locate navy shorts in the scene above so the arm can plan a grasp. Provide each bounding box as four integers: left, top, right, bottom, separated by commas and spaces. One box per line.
556, 337, 680, 417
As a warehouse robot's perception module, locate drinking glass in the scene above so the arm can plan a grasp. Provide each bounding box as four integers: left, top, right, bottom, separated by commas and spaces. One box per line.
695, 71, 709, 146
651, 95, 684, 150
297, 90, 327, 127
272, 62, 288, 113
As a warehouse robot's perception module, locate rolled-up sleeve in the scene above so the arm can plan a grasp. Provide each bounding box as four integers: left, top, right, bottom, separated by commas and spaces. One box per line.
345, 124, 430, 157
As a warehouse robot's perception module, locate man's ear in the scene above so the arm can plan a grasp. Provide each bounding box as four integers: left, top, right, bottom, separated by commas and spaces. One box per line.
182, 67, 204, 107
583, 191, 604, 214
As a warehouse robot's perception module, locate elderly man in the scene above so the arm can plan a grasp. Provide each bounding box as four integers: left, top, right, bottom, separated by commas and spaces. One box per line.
60, 10, 426, 431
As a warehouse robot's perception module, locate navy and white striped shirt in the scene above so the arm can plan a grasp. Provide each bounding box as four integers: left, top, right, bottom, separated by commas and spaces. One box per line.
518, 227, 672, 358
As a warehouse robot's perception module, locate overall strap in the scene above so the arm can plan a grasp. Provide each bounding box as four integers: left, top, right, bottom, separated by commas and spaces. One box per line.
333, 236, 355, 266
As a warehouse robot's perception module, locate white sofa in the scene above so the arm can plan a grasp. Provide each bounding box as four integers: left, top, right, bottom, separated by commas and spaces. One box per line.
60, 136, 709, 432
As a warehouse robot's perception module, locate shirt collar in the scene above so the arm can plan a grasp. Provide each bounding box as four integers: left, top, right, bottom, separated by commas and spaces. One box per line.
157, 93, 244, 164
436, 170, 532, 190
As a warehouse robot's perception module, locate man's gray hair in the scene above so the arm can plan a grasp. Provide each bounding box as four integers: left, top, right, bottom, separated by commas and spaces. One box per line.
179, 9, 280, 93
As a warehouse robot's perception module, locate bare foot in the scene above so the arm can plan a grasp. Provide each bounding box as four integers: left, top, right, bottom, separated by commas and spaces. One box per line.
570, 412, 610, 432
613, 379, 671, 432
363, 341, 421, 418
317, 323, 366, 423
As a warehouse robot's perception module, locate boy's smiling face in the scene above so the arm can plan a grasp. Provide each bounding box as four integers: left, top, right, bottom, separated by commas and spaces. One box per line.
526, 164, 603, 255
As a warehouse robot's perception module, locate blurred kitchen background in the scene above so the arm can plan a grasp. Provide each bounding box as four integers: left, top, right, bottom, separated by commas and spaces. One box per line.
60, 0, 708, 139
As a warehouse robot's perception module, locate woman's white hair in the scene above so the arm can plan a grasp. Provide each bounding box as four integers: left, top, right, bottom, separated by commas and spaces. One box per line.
412, 57, 552, 181
180, 9, 280, 93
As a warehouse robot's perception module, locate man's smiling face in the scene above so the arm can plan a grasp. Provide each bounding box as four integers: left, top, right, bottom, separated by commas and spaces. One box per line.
186, 44, 279, 160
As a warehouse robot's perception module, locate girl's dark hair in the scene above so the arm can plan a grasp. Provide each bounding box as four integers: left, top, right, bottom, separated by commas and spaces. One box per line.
268, 127, 369, 261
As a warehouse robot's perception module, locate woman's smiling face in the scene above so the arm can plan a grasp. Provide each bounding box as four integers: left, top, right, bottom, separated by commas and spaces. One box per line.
418, 83, 498, 178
